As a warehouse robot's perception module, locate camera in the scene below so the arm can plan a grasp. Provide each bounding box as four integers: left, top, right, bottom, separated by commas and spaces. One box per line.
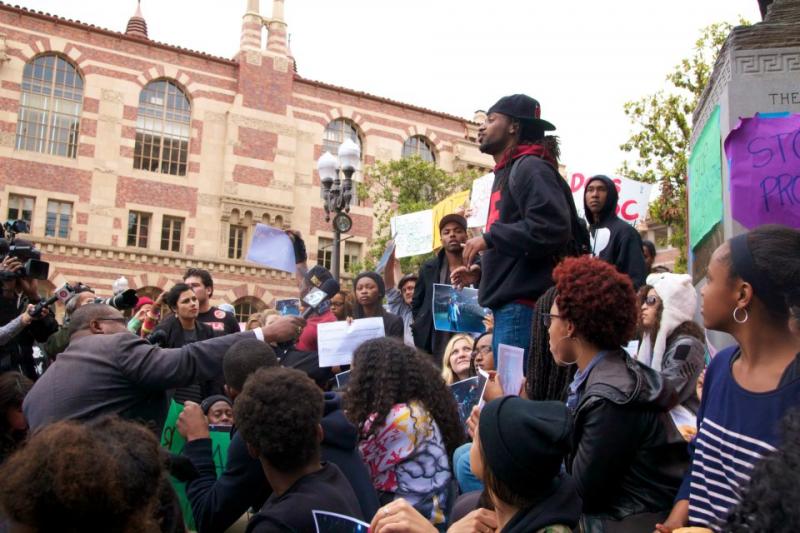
93, 288, 138, 311
0, 220, 49, 281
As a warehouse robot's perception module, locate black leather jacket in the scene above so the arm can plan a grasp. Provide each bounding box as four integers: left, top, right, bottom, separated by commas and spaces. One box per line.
566, 349, 689, 529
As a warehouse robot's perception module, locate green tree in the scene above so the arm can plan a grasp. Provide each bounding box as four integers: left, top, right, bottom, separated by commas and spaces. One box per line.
619, 20, 748, 272
352, 156, 478, 275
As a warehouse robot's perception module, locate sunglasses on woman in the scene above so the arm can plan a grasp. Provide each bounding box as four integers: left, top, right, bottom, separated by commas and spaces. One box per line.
643, 295, 659, 307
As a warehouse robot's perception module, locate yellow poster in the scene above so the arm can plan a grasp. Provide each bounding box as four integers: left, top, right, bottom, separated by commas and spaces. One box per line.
431, 190, 470, 248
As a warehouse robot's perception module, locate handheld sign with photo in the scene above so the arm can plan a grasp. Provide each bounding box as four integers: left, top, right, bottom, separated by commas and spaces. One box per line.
497, 343, 525, 397
313, 510, 369, 533
724, 112, 800, 230
450, 376, 481, 428
317, 317, 385, 367
432, 284, 489, 334
245, 224, 297, 274
276, 298, 301, 316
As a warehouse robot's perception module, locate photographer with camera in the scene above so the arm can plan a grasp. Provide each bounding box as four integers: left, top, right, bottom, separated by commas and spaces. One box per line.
0, 255, 58, 380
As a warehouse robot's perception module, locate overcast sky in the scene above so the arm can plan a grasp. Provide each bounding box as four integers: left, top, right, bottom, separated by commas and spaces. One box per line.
22, 0, 760, 176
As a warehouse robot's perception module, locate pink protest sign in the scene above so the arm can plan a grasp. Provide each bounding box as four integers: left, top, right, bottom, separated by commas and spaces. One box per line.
724, 113, 800, 229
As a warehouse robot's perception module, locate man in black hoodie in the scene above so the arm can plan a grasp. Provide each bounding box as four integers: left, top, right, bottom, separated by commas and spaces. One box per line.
584, 175, 647, 289
462, 94, 577, 370
178, 339, 378, 532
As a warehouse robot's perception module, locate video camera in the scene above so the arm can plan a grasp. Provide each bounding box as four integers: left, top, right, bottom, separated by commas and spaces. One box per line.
0, 220, 49, 281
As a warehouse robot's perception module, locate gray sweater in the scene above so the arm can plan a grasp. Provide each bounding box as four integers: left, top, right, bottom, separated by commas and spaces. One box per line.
24, 330, 256, 431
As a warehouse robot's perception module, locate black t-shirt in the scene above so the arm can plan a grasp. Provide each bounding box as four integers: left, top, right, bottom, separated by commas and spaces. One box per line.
197, 307, 240, 335
245, 462, 363, 533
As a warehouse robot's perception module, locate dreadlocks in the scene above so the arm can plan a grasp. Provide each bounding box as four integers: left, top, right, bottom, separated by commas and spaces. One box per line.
525, 286, 576, 401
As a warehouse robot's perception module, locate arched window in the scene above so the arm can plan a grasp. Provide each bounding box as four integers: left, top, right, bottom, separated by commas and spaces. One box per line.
233, 296, 266, 324
322, 118, 362, 159
134, 79, 191, 176
402, 136, 436, 163
15, 54, 83, 158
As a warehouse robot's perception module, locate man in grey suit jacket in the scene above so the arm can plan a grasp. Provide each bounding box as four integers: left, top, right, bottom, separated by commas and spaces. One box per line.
23, 304, 304, 431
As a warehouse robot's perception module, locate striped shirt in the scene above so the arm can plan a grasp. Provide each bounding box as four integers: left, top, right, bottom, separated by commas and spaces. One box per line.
677, 346, 800, 531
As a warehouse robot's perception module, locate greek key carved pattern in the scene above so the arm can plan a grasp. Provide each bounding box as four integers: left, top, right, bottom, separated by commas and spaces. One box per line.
735, 51, 800, 74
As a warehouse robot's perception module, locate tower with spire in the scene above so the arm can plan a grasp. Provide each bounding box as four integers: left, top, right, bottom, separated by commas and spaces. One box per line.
125, 0, 148, 40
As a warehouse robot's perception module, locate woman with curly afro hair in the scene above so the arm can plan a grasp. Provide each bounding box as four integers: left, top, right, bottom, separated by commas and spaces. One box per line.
546, 255, 688, 531
345, 337, 465, 528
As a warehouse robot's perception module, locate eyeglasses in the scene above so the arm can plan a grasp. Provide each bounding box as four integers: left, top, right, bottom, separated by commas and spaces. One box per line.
472, 346, 492, 356
541, 313, 562, 327
95, 317, 127, 324
643, 295, 659, 307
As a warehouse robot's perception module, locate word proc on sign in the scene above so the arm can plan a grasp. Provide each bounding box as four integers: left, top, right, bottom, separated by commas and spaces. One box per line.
725, 113, 800, 230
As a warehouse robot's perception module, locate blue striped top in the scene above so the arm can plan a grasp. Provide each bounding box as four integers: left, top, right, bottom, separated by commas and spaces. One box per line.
677, 346, 800, 531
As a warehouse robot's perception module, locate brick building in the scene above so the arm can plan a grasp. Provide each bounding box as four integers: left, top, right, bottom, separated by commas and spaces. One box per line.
0, 0, 491, 321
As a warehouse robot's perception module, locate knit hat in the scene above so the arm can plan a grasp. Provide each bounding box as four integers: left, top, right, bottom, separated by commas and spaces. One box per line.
201, 395, 232, 415
479, 397, 572, 497
134, 296, 154, 313
353, 272, 385, 298
637, 273, 698, 371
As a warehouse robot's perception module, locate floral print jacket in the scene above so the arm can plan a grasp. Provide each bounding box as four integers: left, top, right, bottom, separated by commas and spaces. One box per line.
359, 401, 452, 526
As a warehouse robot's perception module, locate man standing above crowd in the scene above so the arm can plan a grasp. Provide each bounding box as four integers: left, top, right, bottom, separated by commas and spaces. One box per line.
184, 268, 240, 335
462, 94, 579, 368
584, 175, 647, 288
412, 214, 475, 363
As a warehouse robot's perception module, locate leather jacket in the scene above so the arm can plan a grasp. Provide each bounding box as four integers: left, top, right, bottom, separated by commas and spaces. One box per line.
566, 349, 689, 530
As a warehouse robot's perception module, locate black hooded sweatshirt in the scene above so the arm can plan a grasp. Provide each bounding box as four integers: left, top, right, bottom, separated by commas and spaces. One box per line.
183, 392, 379, 532
584, 175, 647, 289
480, 154, 572, 310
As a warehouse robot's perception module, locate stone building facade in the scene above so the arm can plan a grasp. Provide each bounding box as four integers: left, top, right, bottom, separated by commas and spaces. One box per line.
0, 0, 491, 320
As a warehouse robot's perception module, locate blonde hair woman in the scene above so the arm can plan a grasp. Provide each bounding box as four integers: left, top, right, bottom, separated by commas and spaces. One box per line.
441, 334, 475, 385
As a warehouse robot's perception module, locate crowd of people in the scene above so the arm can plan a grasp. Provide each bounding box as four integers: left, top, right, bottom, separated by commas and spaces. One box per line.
0, 93, 798, 533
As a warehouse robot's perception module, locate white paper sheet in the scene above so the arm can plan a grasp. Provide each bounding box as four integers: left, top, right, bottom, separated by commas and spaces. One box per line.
497, 343, 525, 397
245, 224, 296, 274
466, 173, 494, 228
392, 209, 433, 258
317, 317, 386, 367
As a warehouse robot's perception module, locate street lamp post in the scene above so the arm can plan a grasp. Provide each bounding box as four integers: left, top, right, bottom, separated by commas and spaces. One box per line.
316, 138, 361, 280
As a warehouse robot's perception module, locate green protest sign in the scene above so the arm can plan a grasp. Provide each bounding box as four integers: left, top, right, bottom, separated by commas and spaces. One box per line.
160, 400, 231, 531
688, 105, 723, 249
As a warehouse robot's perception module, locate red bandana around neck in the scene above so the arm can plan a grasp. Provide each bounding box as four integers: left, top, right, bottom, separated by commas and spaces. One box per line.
494, 143, 557, 172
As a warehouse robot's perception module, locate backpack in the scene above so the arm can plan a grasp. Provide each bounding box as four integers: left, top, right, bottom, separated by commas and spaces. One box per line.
508, 155, 591, 258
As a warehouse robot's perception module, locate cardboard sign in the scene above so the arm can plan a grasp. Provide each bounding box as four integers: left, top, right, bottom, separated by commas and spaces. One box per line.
160, 400, 232, 530
432, 190, 470, 248
392, 210, 434, 258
